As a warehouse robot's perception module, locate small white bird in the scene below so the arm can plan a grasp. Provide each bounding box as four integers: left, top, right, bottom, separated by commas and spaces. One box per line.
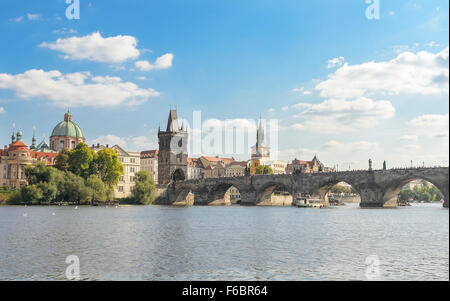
23, 213, 28, 217
115, 205, 118, 209
75, 206, 78, 210
52, 212, 56, 216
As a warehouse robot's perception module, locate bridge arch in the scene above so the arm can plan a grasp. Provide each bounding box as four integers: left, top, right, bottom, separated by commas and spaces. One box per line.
312, 178, 361, 206
382, 177, 447, 207
171, 168, 186, 182
256, 182, 293, 206
206, 181, 245, 206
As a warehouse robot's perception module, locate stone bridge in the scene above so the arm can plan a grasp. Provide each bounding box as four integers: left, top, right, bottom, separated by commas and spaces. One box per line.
155, 167, 449, 208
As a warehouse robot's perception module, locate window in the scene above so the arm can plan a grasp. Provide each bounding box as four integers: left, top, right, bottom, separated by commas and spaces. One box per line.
130, 176, 135, 182
130, 158, 135, 163
119, 176, 124, 182
130, 167, 135, 173
118, 186, 124, 192
60, 141, 65, 149
71, 141, 76, 149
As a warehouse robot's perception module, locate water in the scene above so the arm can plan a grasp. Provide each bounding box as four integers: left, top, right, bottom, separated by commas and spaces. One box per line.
0, 203, 448, 281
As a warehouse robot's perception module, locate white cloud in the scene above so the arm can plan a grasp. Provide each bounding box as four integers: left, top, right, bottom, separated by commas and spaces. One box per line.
290, 97, 395, 132
291, 87, 312, 95
268, 108, 275, 113
290, 123, 305, 130
327, 56, 345, 68
316, 48, 449, 99
399, 135, 418, 142
410, 114, 449, 139
0, 69, 160, 108
52, 28, 78, 35
10, 16, 24, 22
281, 106, 289, 112
321, 140, 382, 153
134, 53, 174, 71
0, 107, 5, 114
27, 13, 41, 20
40, 32, 140, 63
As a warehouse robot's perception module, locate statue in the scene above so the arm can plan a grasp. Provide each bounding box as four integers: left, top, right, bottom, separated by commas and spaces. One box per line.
383, 160, 386, 170
369, 159, 372, 171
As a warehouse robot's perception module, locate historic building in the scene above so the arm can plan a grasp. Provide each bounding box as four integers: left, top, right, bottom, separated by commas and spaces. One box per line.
158, 108, 189, 184
286, 155, 336, 174
187, 157, 203, 180
251, 118, 270, 163
50, 110, 86, 152
91, 144, 140, 198
141, 150, 159, 184
263, 160, 288, 175
0, 129, 58, 189
225, 161, 247, 177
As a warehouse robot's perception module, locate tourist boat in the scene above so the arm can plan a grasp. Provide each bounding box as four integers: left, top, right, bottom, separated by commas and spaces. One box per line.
294, 197, 324, 208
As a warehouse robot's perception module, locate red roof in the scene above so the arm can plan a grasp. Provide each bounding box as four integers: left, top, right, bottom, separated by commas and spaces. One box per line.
8, 141, 29, 151
201, 156, 235, 163
229, 161, 247, 167
141, 150, 159, 159
30, 151, 59, 165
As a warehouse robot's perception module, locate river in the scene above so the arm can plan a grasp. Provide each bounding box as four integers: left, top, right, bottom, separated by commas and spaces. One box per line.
0, 203, 448, 280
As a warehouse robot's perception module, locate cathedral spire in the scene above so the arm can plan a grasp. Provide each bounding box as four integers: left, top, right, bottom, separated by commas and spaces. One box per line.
11, 122, 16, 143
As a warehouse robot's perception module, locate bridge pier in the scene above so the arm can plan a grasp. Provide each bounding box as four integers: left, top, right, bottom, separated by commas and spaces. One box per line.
239, 190, 258, 206
358, 187, 394, 208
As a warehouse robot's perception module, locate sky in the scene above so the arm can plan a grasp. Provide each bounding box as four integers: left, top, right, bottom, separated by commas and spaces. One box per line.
0, 0, 448, 169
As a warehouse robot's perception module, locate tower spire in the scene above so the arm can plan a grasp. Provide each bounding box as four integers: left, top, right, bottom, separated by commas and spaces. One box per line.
11, 122, 16, 143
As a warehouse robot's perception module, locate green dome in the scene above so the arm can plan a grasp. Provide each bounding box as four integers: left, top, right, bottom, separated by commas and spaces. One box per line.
51, 121, 84, 138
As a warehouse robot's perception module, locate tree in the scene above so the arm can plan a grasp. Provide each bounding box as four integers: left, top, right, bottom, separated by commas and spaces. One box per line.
263, 166, 274, 175
21, 185, 43, 205
86, 175, 106, 202
92, 148, 124, 189
55, 148, 70, 171
255, 165, 265, 175
68, 142, 95, 179
128, 171, 156, 205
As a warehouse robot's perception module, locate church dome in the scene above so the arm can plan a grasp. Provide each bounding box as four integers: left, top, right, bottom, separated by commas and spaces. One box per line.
50, 111, 85, 139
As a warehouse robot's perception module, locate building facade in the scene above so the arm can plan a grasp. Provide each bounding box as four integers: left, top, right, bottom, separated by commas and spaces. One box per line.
50, 111, 86, 152
158, 108, 189, 184
141, 150, 159, 184
187, 158, 203, 180
1, 130, 58, 189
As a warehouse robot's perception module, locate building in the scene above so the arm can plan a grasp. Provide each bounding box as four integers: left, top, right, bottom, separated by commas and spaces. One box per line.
199, 156, 235, 179
50, 110, 86, 152
251, 118, 270, 163
141, 150, 158, 184
247, 159, 261, 175
91, 144, 140, 199
225, 161, 247, 177
263, 160, 288, 175
187, 157, 203, 180
286, 155, 335, 174
158, 108, 189, 184
1, 129, 58, 189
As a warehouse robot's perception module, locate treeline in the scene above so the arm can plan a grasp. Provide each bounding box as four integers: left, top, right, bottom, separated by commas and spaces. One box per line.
329, 184, 358, 195
8, 143, 124, 205
398, 181, 444, 203
7, 143, 156, 205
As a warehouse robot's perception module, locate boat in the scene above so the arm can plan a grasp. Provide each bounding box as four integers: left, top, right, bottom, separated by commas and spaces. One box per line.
294, 197, 324, 208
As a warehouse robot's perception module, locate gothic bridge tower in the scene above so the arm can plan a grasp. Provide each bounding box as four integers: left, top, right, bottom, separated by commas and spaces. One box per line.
158, 108, 188, 184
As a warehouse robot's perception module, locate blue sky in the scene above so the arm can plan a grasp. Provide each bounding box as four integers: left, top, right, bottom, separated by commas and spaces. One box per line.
0, 0, 448, 169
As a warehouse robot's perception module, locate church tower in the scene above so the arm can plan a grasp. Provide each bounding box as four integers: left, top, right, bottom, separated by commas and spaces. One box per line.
158, 108, 188, 184
251, 117, 271, 162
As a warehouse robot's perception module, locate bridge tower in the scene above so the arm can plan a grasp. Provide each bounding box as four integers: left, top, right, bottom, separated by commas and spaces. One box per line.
158, 107, 188, 185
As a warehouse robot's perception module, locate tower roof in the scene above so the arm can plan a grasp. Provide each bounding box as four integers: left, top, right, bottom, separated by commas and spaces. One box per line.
50, 112, 84, 139
166, 109, 180, 132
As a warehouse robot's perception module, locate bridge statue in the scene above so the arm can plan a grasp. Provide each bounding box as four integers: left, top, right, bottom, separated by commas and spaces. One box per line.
154, 167, 449, 208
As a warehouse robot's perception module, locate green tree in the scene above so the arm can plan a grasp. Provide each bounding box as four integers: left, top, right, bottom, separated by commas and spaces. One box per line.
128, 171, 156, 205
255, 165, 265, 175
21, 185, 43, 205
86, 175, 107, 202
263, 166, 274, 175
92, 148, 124, 189
60, 172, 93, 205
68, 142, 95, 179
55, 148, 70, 171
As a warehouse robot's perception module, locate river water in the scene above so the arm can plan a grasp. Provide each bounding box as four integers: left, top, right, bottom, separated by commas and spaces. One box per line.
0, 203, 448, 281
